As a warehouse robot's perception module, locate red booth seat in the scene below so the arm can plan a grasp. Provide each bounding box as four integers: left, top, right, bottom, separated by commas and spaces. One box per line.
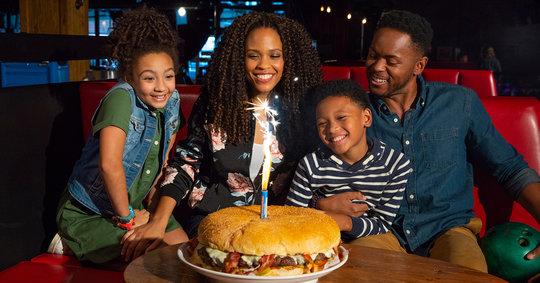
473, 97, 540, 236
6, 74, 532, 281
321, 66, 497, 97
0, 261, 124, 283
77, 79, 539, 237
79, 82, 202, 143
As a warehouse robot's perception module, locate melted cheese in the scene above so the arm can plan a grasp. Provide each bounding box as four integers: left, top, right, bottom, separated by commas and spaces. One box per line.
199, 244, 336, 267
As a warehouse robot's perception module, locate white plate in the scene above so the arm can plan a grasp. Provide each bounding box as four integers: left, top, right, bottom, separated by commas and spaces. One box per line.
178, 243, 349, 283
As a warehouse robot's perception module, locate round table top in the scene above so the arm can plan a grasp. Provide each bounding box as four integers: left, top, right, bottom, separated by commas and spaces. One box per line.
124, 243, 506, 283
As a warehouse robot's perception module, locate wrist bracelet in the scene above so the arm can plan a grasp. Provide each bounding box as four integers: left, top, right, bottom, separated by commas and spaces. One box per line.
114, 206, 134, 224
114, 217, 135, 230
311, 194, 323, 209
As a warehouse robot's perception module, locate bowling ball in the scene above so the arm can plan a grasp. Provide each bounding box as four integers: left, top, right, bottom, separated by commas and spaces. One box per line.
480, 222, 540, 282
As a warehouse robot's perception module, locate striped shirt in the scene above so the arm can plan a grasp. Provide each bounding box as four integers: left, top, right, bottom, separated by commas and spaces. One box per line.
286, 138, 411, 240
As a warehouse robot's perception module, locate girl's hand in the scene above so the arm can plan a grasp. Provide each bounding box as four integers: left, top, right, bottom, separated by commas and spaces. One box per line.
120, 221, 166, 262
132, 209, 150, 228
317, 192, 369, 218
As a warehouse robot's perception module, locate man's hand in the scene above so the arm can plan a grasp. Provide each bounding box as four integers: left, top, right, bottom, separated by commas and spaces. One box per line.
526, 245, 540, 260
317, 191, 368, 217
516, 182, 540, 260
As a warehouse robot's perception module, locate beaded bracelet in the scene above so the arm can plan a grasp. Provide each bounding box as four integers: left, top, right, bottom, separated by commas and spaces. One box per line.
310, 194, 323, 209
114, 217, 135, 230
114, 206, 134, 224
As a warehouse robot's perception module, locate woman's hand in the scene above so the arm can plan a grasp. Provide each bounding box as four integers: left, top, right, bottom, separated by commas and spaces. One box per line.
317, 192, 369, 218
132, 209, 150, 228
120, 221, 166, 262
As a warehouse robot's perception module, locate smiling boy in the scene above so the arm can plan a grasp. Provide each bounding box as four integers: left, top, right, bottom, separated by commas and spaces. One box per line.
285, 79, 411, 242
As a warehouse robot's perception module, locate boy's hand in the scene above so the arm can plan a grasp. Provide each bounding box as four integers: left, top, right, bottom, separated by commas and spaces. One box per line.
132, 209, 150, 228
326, 213, 353, 231
317, 192, 368, 217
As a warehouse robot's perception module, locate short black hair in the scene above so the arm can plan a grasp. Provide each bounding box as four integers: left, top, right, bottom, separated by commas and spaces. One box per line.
310, 79, 369, 110
376, 10, 433, 56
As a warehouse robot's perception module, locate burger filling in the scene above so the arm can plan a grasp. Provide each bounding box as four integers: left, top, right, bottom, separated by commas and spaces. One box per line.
195, 243, 338, 275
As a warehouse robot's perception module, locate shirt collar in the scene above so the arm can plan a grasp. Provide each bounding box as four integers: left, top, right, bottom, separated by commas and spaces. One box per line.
316, 137, 379, 169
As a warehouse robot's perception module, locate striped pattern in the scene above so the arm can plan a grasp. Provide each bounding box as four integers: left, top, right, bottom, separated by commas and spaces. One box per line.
286, 138, 411, 239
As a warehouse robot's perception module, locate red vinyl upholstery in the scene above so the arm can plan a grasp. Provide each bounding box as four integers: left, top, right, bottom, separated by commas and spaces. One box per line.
458, 69, 498, 98
3, 71, 535, 280
320, 66, 351, 81
473, 97, 540, 236
79, 81, 202, 143
421, 68, 459, 84
0, 261, 124, 283
78, 78, 538, 236
320, 66, 497, 97
350, 67, 369, 91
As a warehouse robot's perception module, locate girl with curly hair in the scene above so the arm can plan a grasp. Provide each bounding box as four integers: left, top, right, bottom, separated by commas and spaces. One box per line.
52, 6, 188, 267
161, 12, 322, 237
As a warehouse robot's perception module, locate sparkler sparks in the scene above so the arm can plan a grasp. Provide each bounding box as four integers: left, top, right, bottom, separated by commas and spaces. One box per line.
247, 97, 280, 219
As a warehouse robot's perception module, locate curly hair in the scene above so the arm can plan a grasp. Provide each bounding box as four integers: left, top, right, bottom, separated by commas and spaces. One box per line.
108, 6, 180, 79
310, 79, 369, 111
376, 10, 433, 56
203, 12, 322, 145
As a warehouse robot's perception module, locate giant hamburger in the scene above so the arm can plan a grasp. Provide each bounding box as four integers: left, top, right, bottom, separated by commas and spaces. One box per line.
190, 205, 342, 276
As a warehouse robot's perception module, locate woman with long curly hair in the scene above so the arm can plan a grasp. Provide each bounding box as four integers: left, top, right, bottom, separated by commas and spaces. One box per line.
52, 6, 189, 268
161, 12, 322, 237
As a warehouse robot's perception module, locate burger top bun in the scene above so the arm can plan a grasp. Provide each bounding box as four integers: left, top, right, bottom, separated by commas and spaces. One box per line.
197, 205, 340, 256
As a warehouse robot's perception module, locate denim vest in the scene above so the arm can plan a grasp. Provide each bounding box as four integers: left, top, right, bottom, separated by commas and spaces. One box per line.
68, 81, 180, 216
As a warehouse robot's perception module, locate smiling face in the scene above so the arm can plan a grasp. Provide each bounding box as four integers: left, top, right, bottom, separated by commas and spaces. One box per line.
316, 96, 372, 165
245, 27, 284, 100
365, 27, 427, 99
128, 52, 176, 109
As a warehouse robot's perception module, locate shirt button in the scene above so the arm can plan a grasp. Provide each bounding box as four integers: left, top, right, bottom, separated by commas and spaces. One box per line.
145, 170, 151, 175
405, 140, 410, 145
393, 118, 398, 123
154, 141, 159, 145
421, 101, 425, 106
409, 168, 414, 173
409, 194, 414, 199
406, 230, 411, 235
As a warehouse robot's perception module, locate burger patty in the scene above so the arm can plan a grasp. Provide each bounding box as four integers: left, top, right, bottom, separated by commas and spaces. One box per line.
198, 247, 224, 268
197, 246, 328, 268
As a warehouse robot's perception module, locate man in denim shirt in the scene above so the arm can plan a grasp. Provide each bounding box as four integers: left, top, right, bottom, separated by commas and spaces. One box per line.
316, 10, 540, 272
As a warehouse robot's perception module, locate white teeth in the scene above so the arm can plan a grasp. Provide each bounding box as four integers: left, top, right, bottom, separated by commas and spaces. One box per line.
256, 74, 273, 80
374, 78, 387, 83
330, 136, 345, 142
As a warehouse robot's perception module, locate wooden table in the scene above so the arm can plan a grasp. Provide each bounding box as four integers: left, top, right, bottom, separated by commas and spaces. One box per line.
124, 243, 506, 282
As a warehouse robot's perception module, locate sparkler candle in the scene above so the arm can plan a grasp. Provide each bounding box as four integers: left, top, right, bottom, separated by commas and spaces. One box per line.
260, 141, 272, 219
247, 97, 279, 219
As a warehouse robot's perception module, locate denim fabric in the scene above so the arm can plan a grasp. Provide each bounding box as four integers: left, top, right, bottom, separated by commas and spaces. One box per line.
367, 75, 539, 251
68, 81, 180, 216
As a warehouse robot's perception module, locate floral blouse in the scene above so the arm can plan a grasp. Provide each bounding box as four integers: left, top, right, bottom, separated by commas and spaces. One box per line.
161, 93, 302, 231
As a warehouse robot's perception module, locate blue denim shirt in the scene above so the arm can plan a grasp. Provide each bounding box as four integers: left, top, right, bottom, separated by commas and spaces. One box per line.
68, 81, 180, 216
367, 75, 540, 252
